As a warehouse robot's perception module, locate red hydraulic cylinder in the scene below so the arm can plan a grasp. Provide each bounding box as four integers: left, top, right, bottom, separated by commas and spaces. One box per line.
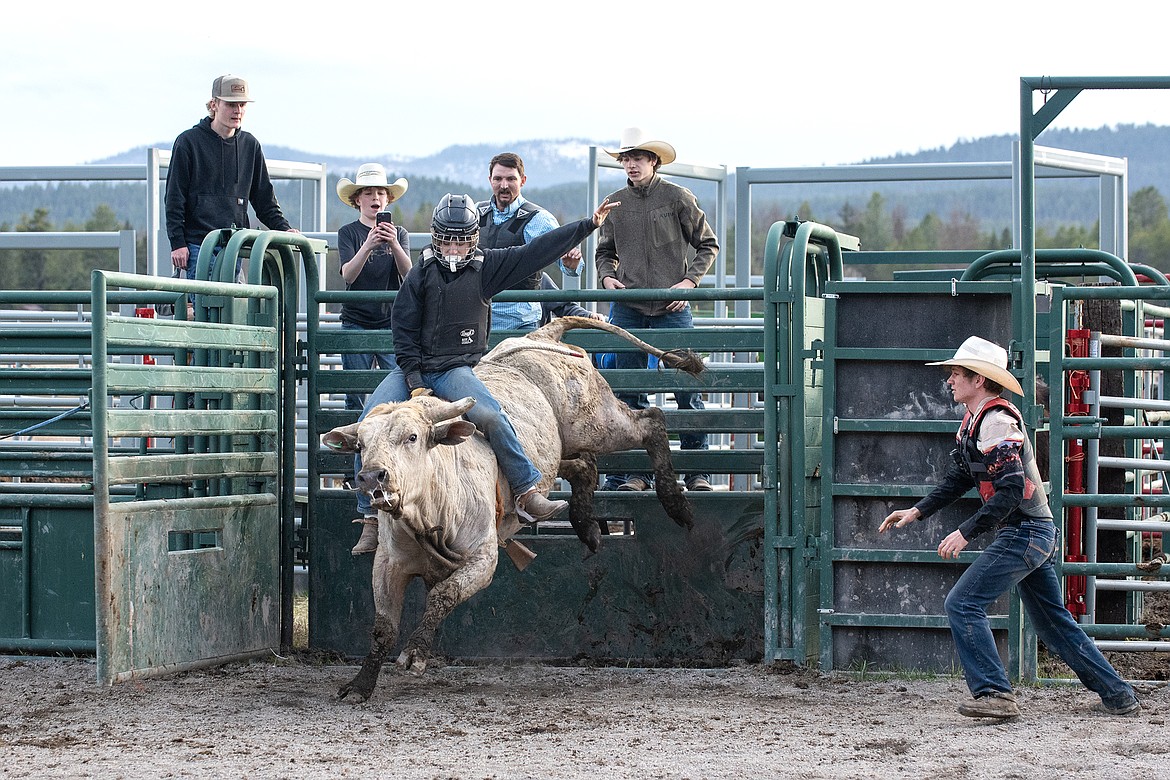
1063, 329, 1090, 618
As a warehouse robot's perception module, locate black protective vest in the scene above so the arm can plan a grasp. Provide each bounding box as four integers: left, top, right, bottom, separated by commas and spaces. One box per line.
477, 199, 547, 290
418, 248, 489, 365
956, 398, 1052, 520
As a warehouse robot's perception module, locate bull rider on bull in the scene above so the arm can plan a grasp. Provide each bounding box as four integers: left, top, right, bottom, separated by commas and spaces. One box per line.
348, 193, 619, 554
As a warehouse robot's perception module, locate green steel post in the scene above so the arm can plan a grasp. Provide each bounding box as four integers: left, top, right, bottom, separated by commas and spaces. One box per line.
90, 270, 111, 685
762, 221, 785, 661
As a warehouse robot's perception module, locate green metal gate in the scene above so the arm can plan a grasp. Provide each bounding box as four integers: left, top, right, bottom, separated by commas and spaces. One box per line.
0, 230, 321, 683
816, 279, 1025, 674
90, 270, 283, 684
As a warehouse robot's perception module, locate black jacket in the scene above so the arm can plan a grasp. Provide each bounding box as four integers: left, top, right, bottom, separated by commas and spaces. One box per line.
164, 117, 291, 251
392, 218, 596, 389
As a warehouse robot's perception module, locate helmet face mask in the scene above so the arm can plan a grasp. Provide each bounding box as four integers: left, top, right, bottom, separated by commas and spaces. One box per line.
431, 193, 479, 271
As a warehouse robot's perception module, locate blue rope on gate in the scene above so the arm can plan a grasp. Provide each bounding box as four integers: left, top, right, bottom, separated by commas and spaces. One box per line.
0, 393, 150, 440
0, 401, 91, 440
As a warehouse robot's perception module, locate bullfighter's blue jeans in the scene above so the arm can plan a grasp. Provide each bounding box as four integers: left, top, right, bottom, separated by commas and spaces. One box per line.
353, 364, 542, 517
602, 302, 708, 488
944, 518, 1137, 709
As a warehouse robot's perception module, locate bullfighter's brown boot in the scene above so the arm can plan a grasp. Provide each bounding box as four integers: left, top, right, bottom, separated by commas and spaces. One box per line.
957, 691, 1019, 719
351, 516, 379, 555
516, 488, 568, 525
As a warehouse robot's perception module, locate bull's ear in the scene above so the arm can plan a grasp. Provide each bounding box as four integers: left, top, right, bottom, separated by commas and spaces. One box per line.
433, 419, 478, 447
322, 426, 360, 452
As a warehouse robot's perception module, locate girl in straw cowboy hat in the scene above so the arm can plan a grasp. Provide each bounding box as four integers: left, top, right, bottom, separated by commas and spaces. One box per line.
880, 336, 1140, 720
336, 162, 412, 554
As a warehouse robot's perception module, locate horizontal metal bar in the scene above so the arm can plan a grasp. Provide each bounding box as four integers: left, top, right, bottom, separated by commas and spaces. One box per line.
316, 288, 764, 305
1054, 284, 1170, 302
834, 419, 959, 434
832, 548, 978, 563
0, 231, 127, 249
1081, 624, 1170, 640
1094, 518, 1170, 533
1062, 562, 1162, 576
104, 364, 276, 394
1093, 641, 1170, 652
1097, 457, 1170, 473
1097, 395, 1170, 412
1057, 425, 1170, 441
1093, 580, 1170, 592
1098, 333, 1170, 353
831, 484, 967, 499
0, 494, 94, 508
821, 612, 1008, 629
105, 452, 278, 484
106, 317, 277, 353
105, 492, 279, 517
106, 409, 278, 438
1065, 357, 1170, 371
1060, 494, 1170, 509
0, 638, 97, 653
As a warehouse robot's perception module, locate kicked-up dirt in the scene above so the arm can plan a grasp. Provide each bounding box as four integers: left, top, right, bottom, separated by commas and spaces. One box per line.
1, 653, 1167, 780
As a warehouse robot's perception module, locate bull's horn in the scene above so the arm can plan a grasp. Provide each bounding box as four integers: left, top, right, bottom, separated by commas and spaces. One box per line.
425, 396, 476, 423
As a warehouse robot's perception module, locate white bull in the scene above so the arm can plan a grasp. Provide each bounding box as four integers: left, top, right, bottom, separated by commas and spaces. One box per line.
323, 316, 703, 702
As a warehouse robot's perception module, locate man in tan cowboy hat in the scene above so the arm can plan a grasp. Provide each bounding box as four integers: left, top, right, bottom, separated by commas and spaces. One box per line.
880, 336, 1140, 720
596, 127, 718, 493
336, 162, 412, 554
165, 74, 296, 285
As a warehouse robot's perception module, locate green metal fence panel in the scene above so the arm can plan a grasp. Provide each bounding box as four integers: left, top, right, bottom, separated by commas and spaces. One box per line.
0, 294, 102, 654
762, 219, 853, 666
818, 281, 1022, 674
1046, 284, 1170, 657
0, 503, 97, 652
91, 270, 284, 685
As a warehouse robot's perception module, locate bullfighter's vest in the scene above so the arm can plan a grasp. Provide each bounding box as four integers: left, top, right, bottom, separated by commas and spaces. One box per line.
955, 397, 1052, 521
476, 199, 547, 291
418, 247, 489, 362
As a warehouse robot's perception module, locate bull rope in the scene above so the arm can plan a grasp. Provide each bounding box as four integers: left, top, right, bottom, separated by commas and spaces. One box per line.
481, 339, 585, 363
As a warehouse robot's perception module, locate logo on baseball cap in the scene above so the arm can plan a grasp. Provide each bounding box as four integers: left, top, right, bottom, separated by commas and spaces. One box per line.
211, 75, 253, 103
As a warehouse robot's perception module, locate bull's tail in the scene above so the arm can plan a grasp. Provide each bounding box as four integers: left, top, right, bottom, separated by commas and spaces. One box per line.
531, 315, 705, 378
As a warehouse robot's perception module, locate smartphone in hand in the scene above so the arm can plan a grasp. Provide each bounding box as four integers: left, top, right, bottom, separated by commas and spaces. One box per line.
375, 211, 394, 226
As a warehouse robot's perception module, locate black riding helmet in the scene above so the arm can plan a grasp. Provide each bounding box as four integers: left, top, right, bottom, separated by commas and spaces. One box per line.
431, 193, 479, 271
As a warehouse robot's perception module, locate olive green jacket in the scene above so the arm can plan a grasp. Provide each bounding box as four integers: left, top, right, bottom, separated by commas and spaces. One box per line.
596, 175, 719, 316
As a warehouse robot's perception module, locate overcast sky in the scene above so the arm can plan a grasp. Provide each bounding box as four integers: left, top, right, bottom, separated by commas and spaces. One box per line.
7, 0, 1170, 171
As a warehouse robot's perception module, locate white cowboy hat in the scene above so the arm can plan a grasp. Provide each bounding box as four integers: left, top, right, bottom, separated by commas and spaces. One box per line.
927, 336, 1024, 396
604, 127, 677, 167
336, 163, 409, 207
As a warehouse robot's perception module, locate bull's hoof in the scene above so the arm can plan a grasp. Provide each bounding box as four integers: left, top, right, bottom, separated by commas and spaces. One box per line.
568, 514, 601, 553
579, 525, 601, 554
396, 648, 429, 676
337, 678, 373, 703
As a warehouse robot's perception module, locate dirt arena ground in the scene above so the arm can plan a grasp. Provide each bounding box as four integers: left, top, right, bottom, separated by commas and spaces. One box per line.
2, 652, 1167, 780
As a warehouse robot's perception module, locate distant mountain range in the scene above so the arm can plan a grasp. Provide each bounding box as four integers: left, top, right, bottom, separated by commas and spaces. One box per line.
94, 123, 1170, 193
93, 137, 608, 189
6, 124, 1168, 235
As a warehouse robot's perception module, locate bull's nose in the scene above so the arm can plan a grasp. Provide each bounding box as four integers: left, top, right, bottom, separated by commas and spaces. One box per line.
357, 469, 387, 492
